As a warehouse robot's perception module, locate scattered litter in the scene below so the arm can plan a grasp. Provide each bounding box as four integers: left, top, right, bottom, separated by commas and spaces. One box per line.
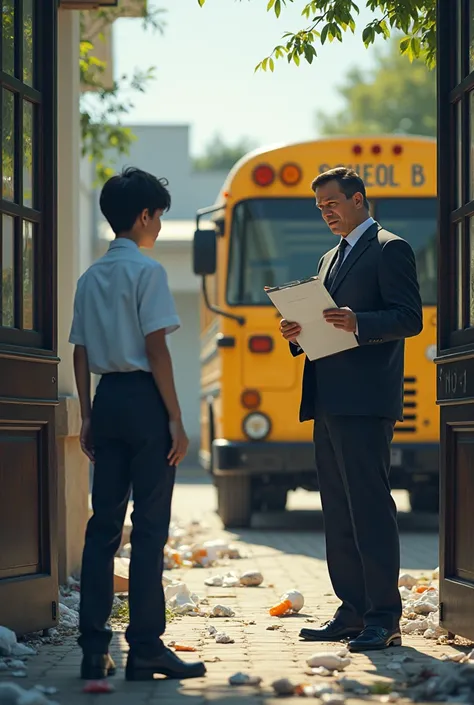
269, 589, 304, 616
337, 678, 369, 694
0, 682, 60, 705
204, 575, 224, 587
321, 694, 346, 704
82, 680, 115, 694
168, 642, 197, 652
308, 666, 334, 677
8, 660, 28, 670
228, 672, 262, 686
211, 605, 235, 618
215, 632, 234, 644
58, 603, 79, 628
204, 656, 221, 663
398, 573, 418, 589
207, 626, 217, 636
272, 678, 297, 695
380, 693, 401, 703
11, 671, 27, 678
0, 627, 35, 658
306, 650, 351, 672
33, 687, 59, 696
165, 582, 201, 615
239, 571, 263, 587
266, 624, 282, 630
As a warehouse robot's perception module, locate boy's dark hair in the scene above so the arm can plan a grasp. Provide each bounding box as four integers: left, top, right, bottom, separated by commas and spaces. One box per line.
311, 167, 370, 210
99, 166, 171, 235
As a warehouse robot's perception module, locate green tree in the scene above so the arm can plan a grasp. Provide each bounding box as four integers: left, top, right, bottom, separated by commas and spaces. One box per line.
197, 1, 436, 70
193, 134, 258, 171
316, 37, 436, 136
80, 6, 166, 183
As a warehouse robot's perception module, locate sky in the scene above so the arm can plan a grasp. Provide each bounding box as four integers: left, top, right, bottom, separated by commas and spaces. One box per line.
112, 0, 379, 157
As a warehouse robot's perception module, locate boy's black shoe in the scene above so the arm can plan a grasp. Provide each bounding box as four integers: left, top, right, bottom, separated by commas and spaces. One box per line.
125, 647, 206, 681
80, 653, 116, 680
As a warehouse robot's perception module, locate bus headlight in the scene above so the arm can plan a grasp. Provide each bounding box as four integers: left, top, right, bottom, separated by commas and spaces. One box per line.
243, 412, 271, 440
425, 344, 437, 362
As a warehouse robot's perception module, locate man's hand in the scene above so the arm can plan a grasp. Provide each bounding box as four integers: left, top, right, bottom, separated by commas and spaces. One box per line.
168, 418, 189, 467
323, 307, 357, 333
80, 418, 95, 463
279, 319, 302, 343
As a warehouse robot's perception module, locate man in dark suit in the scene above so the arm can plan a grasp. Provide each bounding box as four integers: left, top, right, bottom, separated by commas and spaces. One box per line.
280, 167, 423, 652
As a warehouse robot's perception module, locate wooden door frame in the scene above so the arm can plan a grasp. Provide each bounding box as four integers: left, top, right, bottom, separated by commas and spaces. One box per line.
0, 0, 58, 635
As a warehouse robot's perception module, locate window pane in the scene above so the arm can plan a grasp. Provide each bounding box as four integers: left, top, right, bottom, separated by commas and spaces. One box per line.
22, 221, 34, 330
1, 0, 14, 76
23, 0, 34, 86
362, 198, 437, 305
470, 93, 474, 202
227, 198, 334, 305
23, 101, 34, 208
457, 223, 464, 330
470, 219, 474, 328
2, 215, 15, 328
471, 0, 474, 73
457, 101, 463, 207
2, 89, 15, 202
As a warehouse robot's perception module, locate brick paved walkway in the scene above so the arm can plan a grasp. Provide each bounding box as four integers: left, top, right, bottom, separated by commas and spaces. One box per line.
5, 484, 458, 704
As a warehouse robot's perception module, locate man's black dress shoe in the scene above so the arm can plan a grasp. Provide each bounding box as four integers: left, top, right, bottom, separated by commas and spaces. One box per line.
348, 626, 402, 652
299, 619, 363, 642
125, 647, 206, 681
80, 653, 116, 680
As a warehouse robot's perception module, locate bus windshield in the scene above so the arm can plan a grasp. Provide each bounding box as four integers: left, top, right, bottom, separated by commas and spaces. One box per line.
227, 197, 436, 306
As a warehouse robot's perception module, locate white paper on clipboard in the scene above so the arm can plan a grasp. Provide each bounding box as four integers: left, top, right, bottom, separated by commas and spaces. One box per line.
266, 276, 359, 361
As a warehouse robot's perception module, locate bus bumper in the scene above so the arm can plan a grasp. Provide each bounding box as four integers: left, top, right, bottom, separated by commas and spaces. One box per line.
212, 439, 315, 477
212, 439, 439, 488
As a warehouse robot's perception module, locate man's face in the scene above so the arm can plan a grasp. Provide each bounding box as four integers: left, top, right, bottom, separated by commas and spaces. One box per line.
315, 179, 365, 237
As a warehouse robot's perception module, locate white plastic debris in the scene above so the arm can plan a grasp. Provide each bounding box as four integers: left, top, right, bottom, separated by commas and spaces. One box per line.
211, 604, 235, 618
310, 666, 335, 677
215, 632, 234, 644
0, 627, 19, 657
321, 694, 346, 705
59, 593, 80, 612
432, 566, 439, 580
272, 678, 296, 695
228, 672, 262, 686
380, 693, 401, 703
204, 575, 223, 587
12, 671, 27, 678
33, 687, 58, 696
222, 572, 240, 588
398, 573, 418, 589
306, 651, 351, 671
8, 660, 27, 670
58, 603, 79, 628
269, 589, 304, 616
239, 571, 264, 587
165, 582, 200, 615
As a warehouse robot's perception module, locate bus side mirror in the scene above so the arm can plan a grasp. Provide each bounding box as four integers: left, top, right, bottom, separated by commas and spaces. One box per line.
193, 229, 216, 276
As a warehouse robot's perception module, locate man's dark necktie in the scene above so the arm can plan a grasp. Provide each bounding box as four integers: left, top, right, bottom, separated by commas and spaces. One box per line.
325, 238, 348, 292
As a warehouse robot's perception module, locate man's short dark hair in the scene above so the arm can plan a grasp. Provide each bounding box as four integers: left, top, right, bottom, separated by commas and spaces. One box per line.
99, 166, 171, 235
311, 167, 369, 209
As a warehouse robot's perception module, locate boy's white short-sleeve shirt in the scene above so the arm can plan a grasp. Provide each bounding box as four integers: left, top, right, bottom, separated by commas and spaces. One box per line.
69, 238, 180, 374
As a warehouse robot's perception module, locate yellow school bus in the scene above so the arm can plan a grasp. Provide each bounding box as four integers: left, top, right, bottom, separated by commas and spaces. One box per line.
193, 136, 438, 528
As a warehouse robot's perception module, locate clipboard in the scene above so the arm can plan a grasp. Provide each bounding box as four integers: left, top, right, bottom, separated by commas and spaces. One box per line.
265, 276, 359, 361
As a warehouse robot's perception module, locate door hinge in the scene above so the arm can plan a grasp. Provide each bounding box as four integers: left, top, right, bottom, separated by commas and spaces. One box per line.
52, 601, 57, 620
439, 602, 444, 621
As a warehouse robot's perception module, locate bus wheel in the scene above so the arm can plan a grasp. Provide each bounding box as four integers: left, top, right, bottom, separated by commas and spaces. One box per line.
216, 475, 251, 528
409, 486, 439, 514
258, 487, 288, 512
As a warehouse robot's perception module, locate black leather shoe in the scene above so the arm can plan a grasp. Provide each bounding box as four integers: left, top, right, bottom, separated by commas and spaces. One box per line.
80, 653, 116, 680
299, 619, 362, 642
348, 626, 402, 652
125, 647, 206, 681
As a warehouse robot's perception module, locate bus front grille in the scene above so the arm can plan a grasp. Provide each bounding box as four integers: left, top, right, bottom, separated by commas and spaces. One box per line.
395, 376, 417, 433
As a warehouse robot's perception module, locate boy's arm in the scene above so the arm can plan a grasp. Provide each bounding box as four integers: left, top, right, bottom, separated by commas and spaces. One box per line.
139, 265, 187, 466
73, 345, 94, 462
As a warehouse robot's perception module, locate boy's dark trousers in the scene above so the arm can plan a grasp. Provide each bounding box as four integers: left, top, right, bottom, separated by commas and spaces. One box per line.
78, 371, 175, 657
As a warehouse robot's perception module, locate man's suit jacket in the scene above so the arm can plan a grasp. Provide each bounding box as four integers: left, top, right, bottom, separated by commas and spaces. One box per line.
291, 222, 423, 422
